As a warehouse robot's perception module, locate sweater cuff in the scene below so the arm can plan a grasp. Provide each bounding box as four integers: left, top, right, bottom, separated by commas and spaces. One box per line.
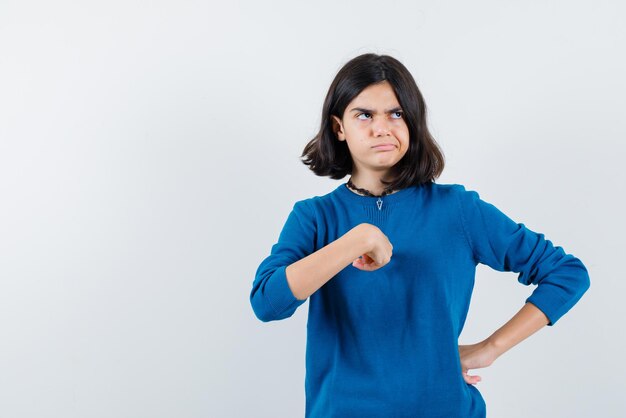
265, 265, 307, 316
525, 289, 564, 326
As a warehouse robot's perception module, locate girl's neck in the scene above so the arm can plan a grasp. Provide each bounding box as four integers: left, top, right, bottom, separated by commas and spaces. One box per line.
348, 175, 396, 196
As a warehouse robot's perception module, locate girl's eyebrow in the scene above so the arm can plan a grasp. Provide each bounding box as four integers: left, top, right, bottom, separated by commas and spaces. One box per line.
349, 106, 403, 114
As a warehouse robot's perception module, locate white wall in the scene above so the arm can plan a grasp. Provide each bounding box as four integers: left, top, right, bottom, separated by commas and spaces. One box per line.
1, 0, 624, 417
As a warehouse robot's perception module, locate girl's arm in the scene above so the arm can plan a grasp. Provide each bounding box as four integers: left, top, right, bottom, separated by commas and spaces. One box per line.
285, 224, 372, 300
455, 185, 590, 327
487, 301, 549, 357
454, 184, 590, 384
251, 199, 377, 322
459, 302, 549, 385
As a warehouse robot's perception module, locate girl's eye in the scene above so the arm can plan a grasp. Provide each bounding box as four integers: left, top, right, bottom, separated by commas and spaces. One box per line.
356, 112, 403, 120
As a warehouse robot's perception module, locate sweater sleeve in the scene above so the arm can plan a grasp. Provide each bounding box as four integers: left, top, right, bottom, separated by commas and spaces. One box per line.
455, 185, 590, 326
250, 200, 316, 322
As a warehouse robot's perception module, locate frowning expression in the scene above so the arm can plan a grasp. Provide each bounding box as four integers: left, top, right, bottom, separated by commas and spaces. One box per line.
332, 81, 410, 176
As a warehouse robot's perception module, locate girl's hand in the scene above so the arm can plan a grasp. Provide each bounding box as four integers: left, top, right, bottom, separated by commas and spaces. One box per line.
350, 224, 393, 272
352, 253, 387, 271
458, 340, 499, 385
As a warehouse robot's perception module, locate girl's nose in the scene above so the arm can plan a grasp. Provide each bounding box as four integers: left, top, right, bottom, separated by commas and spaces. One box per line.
372, 118, 391, 136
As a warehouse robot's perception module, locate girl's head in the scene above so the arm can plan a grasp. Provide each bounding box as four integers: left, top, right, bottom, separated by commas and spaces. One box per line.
301, 53, 444, 191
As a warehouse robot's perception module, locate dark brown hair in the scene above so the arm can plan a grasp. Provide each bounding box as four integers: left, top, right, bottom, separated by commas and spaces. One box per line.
301, 53, 445, 190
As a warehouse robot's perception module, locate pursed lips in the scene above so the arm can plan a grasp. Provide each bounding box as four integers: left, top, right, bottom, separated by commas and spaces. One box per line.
372, 143, 396, 149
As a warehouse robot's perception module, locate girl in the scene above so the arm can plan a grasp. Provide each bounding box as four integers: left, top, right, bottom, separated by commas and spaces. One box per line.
250, 53, 590, 418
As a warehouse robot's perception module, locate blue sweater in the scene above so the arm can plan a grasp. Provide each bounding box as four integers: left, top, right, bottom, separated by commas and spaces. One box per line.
250, 181, 590, 418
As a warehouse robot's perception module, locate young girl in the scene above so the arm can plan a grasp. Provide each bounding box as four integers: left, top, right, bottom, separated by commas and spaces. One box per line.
250, 53, 590, 418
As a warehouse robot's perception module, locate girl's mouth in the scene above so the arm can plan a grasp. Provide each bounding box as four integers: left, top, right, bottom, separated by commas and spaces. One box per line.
372, 144, 396, 151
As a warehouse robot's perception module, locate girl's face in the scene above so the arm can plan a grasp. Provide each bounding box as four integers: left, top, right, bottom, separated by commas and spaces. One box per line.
331, 80, 410, 179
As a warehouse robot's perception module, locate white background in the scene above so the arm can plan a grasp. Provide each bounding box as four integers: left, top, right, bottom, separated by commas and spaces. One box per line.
1, 1, 624, 417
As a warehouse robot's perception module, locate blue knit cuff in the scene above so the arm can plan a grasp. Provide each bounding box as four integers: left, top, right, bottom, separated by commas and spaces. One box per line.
265, 265, 307, 316
525, 290, 564, 326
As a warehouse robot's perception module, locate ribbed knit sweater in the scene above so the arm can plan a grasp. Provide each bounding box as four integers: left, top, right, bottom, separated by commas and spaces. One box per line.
250, 181, 590, 418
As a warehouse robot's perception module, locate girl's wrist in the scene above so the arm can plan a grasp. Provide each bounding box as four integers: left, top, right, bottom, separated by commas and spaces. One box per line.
350, 223, 375, 254
483, 336, 506, 360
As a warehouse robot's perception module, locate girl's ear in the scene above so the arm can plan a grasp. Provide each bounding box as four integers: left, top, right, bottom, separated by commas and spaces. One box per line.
331, 115, 345, 141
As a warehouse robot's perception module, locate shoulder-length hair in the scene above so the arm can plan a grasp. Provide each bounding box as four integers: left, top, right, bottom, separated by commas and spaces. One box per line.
301, 53, 445, 191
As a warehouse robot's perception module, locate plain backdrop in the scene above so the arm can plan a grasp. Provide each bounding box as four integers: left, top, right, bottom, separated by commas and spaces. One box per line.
1, 1, 625, 417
